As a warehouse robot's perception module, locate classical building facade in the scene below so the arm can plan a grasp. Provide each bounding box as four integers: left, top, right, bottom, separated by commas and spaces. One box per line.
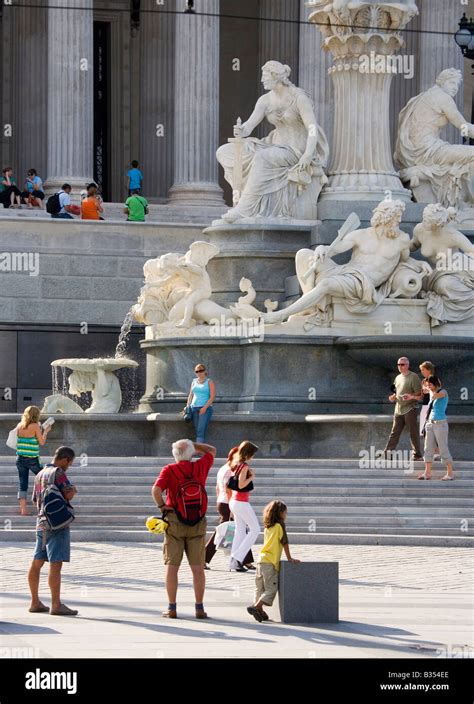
0, 0, 470, 205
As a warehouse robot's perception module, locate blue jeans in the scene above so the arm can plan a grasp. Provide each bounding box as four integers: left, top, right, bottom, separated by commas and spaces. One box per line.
51, 212, 73, 219
33, 527, 71, 563
16, 456, 42, 499
192, 406, 213, 443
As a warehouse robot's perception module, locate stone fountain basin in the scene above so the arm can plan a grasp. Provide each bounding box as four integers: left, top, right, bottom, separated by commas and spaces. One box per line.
51, 358, 138, 372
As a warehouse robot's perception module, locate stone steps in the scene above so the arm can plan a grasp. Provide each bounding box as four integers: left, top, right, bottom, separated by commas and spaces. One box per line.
0, 501, 474, 522
0, 528, 469, 547
4, 468, 474, 478
1, 457, 472, 545
0, 203, 222, 225
2, 495, 472, 507
3, 478, 472, 490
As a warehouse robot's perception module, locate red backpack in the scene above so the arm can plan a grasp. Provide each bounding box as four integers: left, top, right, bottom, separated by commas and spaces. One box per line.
170, 464, 208, 526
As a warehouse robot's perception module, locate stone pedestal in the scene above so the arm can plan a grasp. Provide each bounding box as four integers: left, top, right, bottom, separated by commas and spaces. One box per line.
307, 1, 418, 202
138, 333, 474, 415
44, 0, 94, 195
202, 220, 316, 305
167, 0, 225, 209
279, 562, 339, 623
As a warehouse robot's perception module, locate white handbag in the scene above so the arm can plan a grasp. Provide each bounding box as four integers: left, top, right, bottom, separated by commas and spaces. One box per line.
6, 425, 18, 450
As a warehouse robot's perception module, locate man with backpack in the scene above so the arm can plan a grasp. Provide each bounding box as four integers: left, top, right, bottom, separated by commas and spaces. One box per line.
46, 183, 76, 219
124, 188, 148, 222
152, 439, 216, 620
28, 446, 78, 616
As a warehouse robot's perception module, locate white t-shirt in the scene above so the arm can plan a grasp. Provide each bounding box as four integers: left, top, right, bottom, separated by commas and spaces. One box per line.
216, 462, 232, 504
59, 191, 71, 214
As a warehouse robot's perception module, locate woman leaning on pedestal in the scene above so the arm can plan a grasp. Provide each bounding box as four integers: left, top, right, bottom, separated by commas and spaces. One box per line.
186, 364, 215, 444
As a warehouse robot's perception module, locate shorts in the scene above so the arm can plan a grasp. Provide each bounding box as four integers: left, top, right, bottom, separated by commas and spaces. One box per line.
33, 527, 71, 563
22, 190, 44, 200
163, 511, 207, 567
255, 562, 279, 606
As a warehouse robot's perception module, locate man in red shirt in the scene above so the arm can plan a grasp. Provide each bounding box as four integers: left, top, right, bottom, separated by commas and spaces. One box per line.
152, 439, 216, 619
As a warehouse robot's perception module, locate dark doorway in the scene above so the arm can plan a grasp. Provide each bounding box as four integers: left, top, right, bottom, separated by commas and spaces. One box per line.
93, 22, 111, 201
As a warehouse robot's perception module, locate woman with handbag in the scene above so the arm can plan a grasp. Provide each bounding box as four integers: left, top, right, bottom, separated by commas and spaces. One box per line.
418, 361, 436, 434
228, 441, 260, 572
204, 446, 255, 569
418, 376, 454, 481
186, 364, 215, 443
15, 406, 51, 515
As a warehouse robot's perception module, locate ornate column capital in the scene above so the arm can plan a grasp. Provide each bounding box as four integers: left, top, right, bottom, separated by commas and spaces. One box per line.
305, 0, 419, 201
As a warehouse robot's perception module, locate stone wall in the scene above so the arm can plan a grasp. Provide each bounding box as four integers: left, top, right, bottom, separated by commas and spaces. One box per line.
0, 217, 203, 326
1, 413, 473, 459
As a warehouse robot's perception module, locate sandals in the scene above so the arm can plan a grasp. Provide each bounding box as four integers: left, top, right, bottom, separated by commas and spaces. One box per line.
417, 474, 431, 480
162, 609, 177, 619
441, 475, 455, 481
247, 606, 264, 622
49, 604, 78, 616
29, 603, 49, 613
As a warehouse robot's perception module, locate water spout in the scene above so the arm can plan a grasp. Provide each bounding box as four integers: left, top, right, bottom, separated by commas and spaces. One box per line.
115, 308, 135, 359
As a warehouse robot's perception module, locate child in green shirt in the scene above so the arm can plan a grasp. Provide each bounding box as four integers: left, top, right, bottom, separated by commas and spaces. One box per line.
124, 189, 148, 222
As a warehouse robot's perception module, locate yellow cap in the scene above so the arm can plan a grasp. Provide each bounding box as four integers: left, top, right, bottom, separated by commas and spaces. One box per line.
146, 516, 169, 534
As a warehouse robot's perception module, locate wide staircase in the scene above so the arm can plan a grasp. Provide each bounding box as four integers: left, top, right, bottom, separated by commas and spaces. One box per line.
1, 457, 472, 546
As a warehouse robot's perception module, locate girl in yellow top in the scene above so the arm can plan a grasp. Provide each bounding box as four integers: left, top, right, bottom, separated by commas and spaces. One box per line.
247, 500, 300, 622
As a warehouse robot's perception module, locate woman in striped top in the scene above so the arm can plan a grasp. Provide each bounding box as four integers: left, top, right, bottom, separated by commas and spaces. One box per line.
15, 406, 51, 516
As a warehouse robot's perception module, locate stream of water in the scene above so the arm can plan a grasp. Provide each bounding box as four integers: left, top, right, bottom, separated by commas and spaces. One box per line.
115, 308, 135, 358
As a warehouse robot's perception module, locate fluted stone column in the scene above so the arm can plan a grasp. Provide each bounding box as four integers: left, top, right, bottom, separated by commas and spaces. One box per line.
168, 0, 225, 208
307, 2, 418, 202
44, 0, 93, 195
389, 9, 421, 147
259, 1, 299, 72
13, 3, 47, 180
139, 5, 174, 203
418, 0, 465, 145
0, 3, 14, 170
298, 0, 333, 146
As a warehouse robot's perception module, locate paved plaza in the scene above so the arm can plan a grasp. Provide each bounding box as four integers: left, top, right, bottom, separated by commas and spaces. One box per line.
1, 542, 472, 659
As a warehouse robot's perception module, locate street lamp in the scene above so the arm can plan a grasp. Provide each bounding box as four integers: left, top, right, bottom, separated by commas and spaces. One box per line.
454, 13, 474, 59
454, 13, 474, 145
455, 13, 474, 59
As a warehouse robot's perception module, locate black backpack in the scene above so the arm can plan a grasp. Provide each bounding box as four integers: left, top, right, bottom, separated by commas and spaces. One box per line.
40, 466, 75, 530
46, 192, 61, 215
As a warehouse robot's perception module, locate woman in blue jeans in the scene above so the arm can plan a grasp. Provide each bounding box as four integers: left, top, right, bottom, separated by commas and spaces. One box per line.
15, 406, 51, 515
186, 364, 215, 443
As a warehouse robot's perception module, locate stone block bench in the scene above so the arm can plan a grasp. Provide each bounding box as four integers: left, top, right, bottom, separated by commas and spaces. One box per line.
279, 561, 339, 623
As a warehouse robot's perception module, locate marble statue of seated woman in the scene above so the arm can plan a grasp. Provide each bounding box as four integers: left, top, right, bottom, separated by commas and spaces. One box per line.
395, 68, 474, 211
216, 60, 329, 223
410, 203, 474, 326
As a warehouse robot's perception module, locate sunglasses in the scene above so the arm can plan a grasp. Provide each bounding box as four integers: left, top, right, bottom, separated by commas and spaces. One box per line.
195, 369, 205, 373
398, 363, 407, 366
